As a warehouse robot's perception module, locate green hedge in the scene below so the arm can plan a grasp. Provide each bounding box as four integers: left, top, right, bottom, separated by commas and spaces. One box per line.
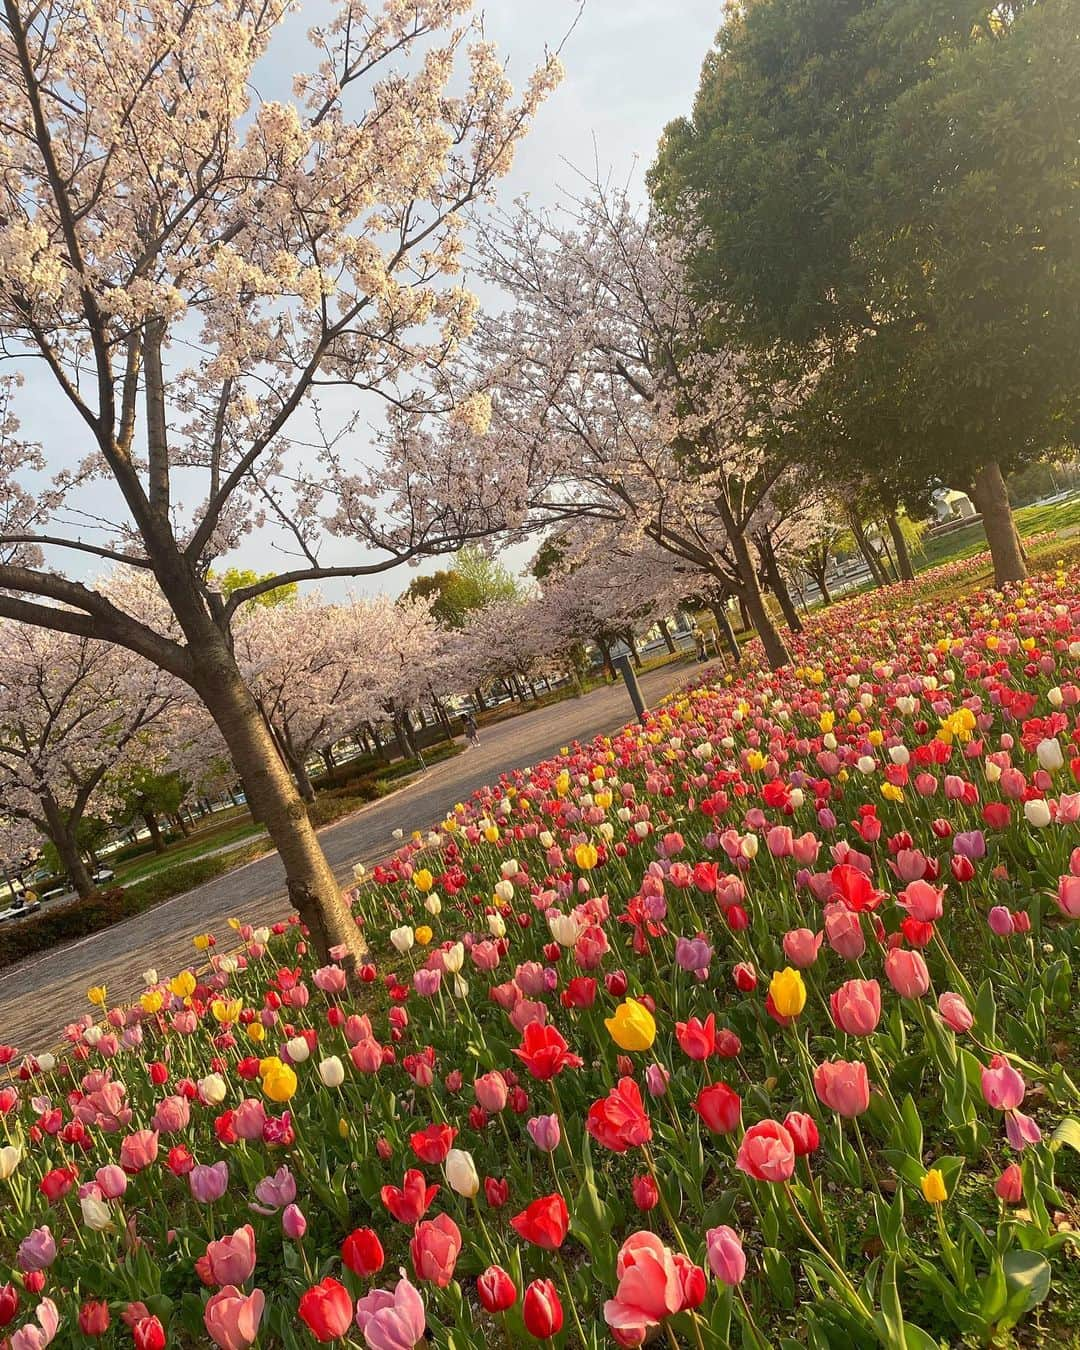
0, 842, 270, 969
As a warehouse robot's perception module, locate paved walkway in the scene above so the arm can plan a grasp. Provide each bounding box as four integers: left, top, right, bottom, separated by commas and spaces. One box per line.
0, 659, 712, 1052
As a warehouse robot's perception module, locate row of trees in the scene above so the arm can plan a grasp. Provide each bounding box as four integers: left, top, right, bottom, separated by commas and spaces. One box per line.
0, 0, 1072, 957
0, 537, 706, 895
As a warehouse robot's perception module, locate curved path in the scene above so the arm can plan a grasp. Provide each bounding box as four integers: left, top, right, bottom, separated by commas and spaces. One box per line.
0, 659, 710, 1052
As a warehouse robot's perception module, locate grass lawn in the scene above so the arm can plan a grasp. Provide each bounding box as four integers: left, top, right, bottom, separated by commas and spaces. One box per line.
914, 492, 1080, 572
111, 819, 267, 887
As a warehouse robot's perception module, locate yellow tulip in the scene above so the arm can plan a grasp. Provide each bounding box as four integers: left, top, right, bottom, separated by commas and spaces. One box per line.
227, 917, 242, 931
483, 825, 500, 843
819, 710, 835, 732
169, 971, 196, 999
211, 998, 243, 1025
573, 842, 598, 871
140, 991, 163, 1015
414, 925, 433, 946
246, 1023, 265, 1044
769, 968, 807, 1019
87, 985, 107, 1007
605, 999, 656, 1052
338, 1117, 350, 1138
262, 1062, 297, 1103
193, 933, 211, 951
413, 868, 434, 893
921, 1169, 947, 1205
867, 729, 884, 747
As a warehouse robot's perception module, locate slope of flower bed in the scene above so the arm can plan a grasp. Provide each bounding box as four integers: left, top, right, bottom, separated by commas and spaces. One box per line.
2, 560, 1080, 1349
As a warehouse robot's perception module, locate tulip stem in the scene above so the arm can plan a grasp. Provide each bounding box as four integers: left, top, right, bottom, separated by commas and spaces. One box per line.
555, 1250, 590, 1348
782, 1183, 873, 1323
642, 1143, 690, 1258
735, 1285, 770, 1350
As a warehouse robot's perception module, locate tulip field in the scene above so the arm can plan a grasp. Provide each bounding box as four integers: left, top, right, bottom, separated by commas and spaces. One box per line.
2, 555, 1080, 1350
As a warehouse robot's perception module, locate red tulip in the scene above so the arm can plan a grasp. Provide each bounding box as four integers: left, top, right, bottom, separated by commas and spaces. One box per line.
79, 1300, 111, 1336
0, 1285, 18, 1329
783, 1111, 820, 1157
477, 1265, 517, 1313
586, 1077, 652, 1153
380, 1169, 439, 1224
522, 1278, 563, 1338
298, 1278, 353, 1342
484, 1176, 509, 1208
693, 1082, 742, 1135
132, 1316, 167, 1350
510, 1193, 570, 1249
409, 1122, 457, 1164
341, 1227, 384, 1277
512, 1023, 583, 1080
631, 1173, 659, 1210
675, 1013, 716, 1061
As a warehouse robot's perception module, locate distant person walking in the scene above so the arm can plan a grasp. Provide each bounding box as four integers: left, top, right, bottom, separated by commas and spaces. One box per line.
462, 712, 480, 748
694, 630, 708, 663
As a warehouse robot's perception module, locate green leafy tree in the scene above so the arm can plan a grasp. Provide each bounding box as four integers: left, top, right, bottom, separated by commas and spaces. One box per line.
651, 0, 1080, 586
405, 546, 522, 628
111, 765, 185, 856
213, 569, 298, 609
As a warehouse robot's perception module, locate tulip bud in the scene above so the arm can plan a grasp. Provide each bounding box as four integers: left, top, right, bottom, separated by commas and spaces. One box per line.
445, 1148, 480, 1198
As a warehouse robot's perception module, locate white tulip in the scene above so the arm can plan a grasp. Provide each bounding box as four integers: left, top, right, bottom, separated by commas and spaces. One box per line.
443, 942, 465, 974
1037, 738, 1064, 773
198, 1073, 227, 1105
142, 969, 158, 987
617, 807, 632, 824
493, 880, 514, 904
83, 1025, 103, 1047
352, 863, 367, 881
285, 1036, 310, 1064
896, 696, 916, 716
453, 975, 469, 999
1024, 799, 1052, 828
889, 745, 910, 766
860, 693, 873, 709
318, 1056, 345, 1088
1048, 686, 1064, 709
0, 1144, 21, 1180
424, 894, 442, 916
548, 912, 584, 946
985, 760, 1002, 783
500, 859, 519, 879
445, 1148, 480, 1197
857, 756, 877, 775
721, 736, 735, 750
81, 1194, 113, 1231
823, 732, 837, 750
633, 820, 650, 839
391, 828, 404, 840
599, 821, 614, 841
390, 926, 414, 954
487, 914, 506, 939
740, 834, 759, 860
36, 1053, 55, 1073
539, 831, 555, 848
789, 787, 805, 810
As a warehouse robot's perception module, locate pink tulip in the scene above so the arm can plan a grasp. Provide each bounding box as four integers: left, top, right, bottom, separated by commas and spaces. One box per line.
253, 1166, 295, 1212
199, 1226, 256, 1287
94, 1165, 127, 1200
813, 1060, 871, 1118
830, 979, 881, 1036
204, 1286, 265, 1350
897, 880, 943, 923
823, 905, 865, 961
313, 965, 347, 995
410, 1214, 461, 1287
283, 1203, 307, 1239
527, 1114, 561, 1152
988, 906, 1015, 937
190, 1161, 229, 1204
782, 928, 822, 968
10, 1296, 59, 1350
16, 1227, 57, 1273
1005, 1109, 1042, 1151
937, 992, 973, 1033
883, 948, 930, 999
603, 1231, 683, 1340
1056, 875, 1080, 918
473, 1072, 508, 1113
735, 1120, 796, 1182
119, 1129, 159, 1173
766, 826, 793, 858
354, 1275, 427, 1350
705, 1226, 746, 1286
981, 1055, 1025, 1110
233, 1099, 268, 1142
151, 1095, 190, 1134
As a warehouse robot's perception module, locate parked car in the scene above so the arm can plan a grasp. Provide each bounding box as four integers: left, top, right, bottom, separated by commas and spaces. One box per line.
91, 865, 115, 886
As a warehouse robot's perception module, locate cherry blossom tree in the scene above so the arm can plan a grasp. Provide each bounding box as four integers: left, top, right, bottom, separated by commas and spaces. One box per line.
0, 0, 562, 964
461, 184, 816, 669
0, 621, 180, 896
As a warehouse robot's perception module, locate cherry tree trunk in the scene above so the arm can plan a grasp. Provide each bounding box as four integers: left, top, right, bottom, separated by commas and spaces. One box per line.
727, 530, 791, 669
970, 461, 1027, 586
191, 641, 365, 972
886, 513, 915, 582
144, 811, 166, 854
710, 602, 741, 664
41, 797, 93, 899
658, 619, 677, 655
808, 564, 832, 606
759, 536, 803, 634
